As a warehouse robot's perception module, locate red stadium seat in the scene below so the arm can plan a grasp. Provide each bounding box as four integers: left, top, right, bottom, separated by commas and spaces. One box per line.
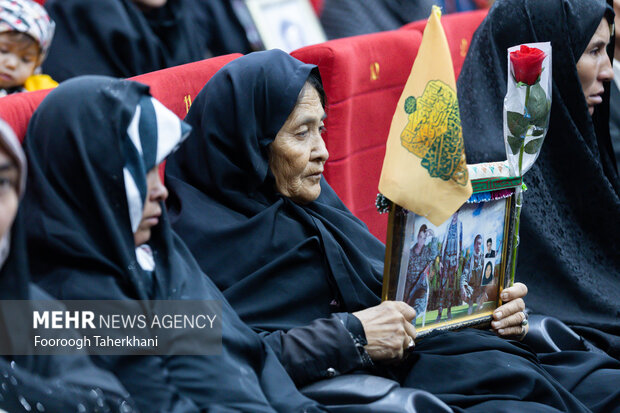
401, 9, 487, 80
0, 54, 241, 180
292, 30, 423, 242
0, 89, 50, 143
130, 54, 241, 120
0, 54, 241, 142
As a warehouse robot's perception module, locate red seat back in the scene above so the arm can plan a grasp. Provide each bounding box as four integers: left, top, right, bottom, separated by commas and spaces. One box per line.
401, 9, 487, 80
129, 54, 241, 119
292, 30, 423, 242
0, 89, 51, 143
0, 54, 241, 181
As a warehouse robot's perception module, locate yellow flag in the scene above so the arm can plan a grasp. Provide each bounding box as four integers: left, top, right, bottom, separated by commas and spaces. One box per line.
378, 6, 472, 226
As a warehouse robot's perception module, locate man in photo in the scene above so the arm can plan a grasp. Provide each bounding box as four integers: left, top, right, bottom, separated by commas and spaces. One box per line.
485, 237, 496, 258
437, 212, 463, 322
460, 234, 487, 315
404, 224, 438, 320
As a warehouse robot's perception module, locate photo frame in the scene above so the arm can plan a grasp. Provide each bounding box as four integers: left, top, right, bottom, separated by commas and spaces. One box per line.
382, 162, 522, 339
244, 0, 327, 53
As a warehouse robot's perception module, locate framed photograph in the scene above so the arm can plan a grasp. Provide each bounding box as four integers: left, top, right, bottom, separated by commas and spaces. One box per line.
382, 162, 522, 339
244, 0, 327, 52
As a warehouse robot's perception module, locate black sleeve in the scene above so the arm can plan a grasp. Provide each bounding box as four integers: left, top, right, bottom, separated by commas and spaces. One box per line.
259, 313, 371, 387
0, 356, 139, 413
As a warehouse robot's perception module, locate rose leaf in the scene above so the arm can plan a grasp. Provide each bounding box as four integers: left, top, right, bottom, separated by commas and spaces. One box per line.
507, 134, 523, 154
524, 138, 544, 154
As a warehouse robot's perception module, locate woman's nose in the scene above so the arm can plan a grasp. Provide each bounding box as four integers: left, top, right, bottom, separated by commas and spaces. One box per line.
599, 55, 614, 82
312, 134, 329, 163
152, 175, 169, 202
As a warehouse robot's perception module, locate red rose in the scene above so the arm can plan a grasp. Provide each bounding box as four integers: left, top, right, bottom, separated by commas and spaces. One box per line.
510, 45, 546, 86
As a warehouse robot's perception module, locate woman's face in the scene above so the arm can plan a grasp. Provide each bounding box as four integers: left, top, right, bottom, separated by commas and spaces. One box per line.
269, 83, 328, 204
134, 166, 168, 246
485, 264, 492, 278
0, 147, 18, 240
576, 18, 613, 115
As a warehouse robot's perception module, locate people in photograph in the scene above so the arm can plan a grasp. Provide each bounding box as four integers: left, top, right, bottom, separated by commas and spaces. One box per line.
460, 234, 486, 315
0, 0, 57, 97
165, 49, 620, 411
485, 237, 496, 258
436, 212, 463, 321
0, 119, 137, 412
21, 76, 326, 413
482, 261, 494, 286
404, 224, 438, 319
458, 0, 620, 359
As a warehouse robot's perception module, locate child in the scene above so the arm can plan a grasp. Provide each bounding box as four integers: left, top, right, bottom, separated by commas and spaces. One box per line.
0, 0, 56, 97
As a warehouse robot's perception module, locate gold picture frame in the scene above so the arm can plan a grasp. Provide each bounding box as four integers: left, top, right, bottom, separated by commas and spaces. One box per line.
382, 162, 522, 339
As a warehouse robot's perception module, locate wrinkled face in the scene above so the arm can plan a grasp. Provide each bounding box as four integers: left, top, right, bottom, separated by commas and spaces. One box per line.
0, 147, 18, 240
0, 33, 40, 90
132, 0, 167, 10
269, 83, 328, 204
134, 166, 168, 246
474, 237, 482, 254
576, 18, 613, 115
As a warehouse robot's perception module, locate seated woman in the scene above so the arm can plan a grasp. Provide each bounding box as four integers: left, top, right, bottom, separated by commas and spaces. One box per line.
0, 119, 136, 412
42, 0, 210, 81
165, 49, 620, 411
21, 76, 326, 412
458, 0, 620, 359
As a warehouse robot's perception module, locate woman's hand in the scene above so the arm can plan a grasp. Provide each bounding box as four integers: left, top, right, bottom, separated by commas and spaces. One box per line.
491, 282, 528, 337
353, 301, 417, 361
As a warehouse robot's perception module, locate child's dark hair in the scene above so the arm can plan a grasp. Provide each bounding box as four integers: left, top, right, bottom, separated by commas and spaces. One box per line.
1, 31, 40, 54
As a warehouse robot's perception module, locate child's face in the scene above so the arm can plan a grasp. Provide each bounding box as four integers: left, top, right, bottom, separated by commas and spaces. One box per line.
0, 32, 40, 90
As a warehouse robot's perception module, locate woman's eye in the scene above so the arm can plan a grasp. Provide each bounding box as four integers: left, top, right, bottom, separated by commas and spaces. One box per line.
0, 178, 15, 194
319, 125, 327, 134
296, 129, 309, 138
590, 47, 600, 55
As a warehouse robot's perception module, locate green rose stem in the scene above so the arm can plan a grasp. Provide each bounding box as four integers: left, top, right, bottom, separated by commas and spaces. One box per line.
509, 84, 530, 287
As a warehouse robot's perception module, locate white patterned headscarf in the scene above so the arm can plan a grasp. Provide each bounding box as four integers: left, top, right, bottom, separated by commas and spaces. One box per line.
0, 0, 55, 59
122, 96, 191, 269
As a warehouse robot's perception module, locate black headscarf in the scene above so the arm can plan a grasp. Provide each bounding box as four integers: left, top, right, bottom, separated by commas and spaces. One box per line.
166, 50, 385, 333
457, 0, 620, 345
320, 0, 435, 40
42, 0, 209, 82
166, 50, 620, 412
0, 120, 136, 412
22, 76, 325, 412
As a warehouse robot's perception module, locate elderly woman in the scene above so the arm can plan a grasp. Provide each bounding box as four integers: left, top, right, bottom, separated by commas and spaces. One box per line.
166, 49, 620, 411
458, 0, 620, 359
0, 119, 137, 412
21, 76, 326, 412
